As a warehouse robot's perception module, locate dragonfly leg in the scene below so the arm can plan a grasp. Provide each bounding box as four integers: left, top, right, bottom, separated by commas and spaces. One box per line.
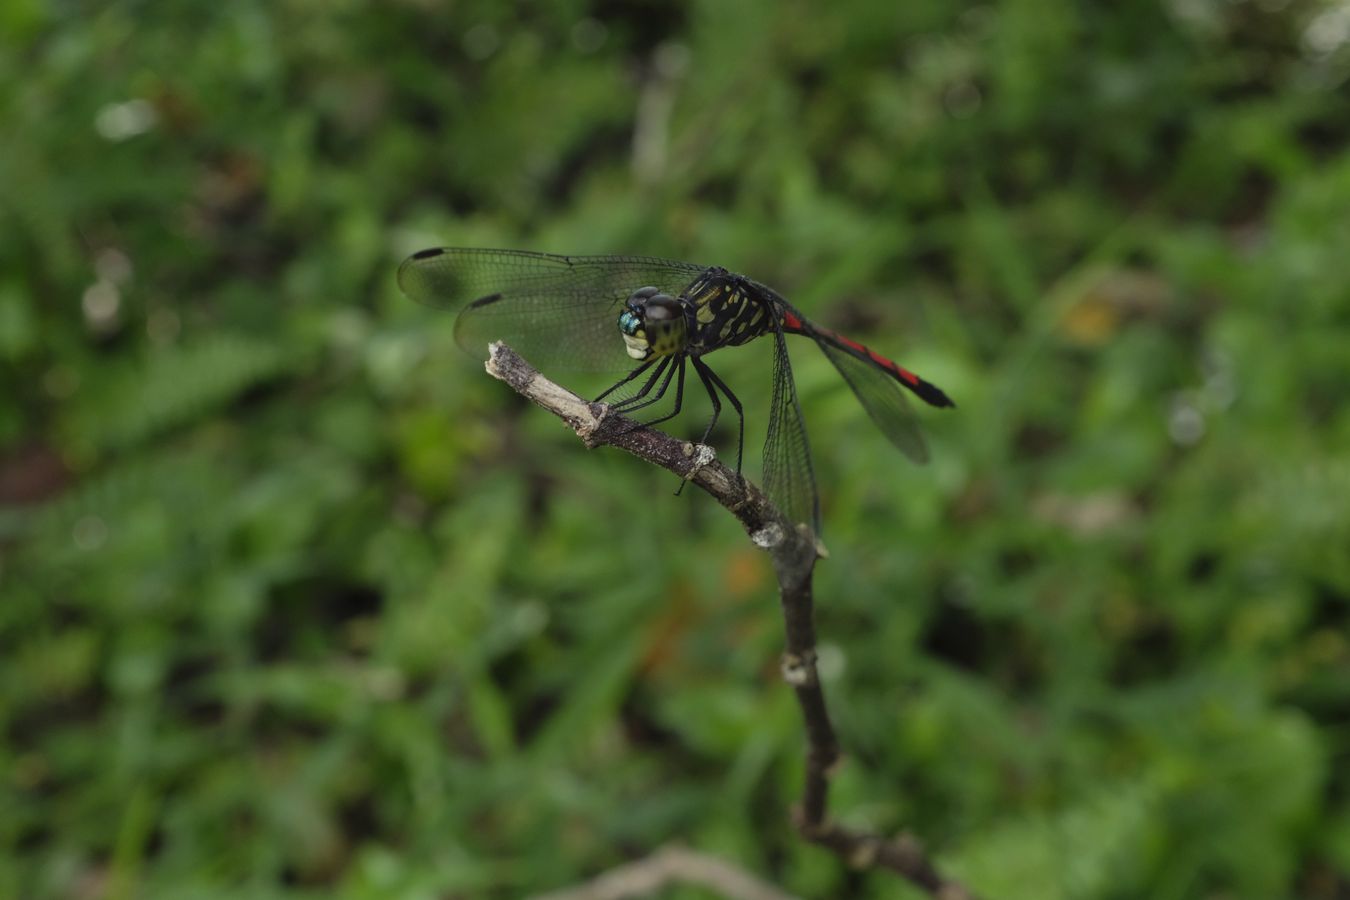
609, 358, 674, 413
690, 356, 722, 443
614, 355, 678, 420
629, 356, 686, 429
693, 356, 744, 475
597, 358, 659, 405
669, 356, 726, 498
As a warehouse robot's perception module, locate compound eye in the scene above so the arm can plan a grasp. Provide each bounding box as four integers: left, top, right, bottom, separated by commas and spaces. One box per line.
643, 293, 681, 322
627, 286, 661, 302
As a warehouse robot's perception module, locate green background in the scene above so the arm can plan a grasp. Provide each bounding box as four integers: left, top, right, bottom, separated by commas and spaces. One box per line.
3, 1, 1350, 898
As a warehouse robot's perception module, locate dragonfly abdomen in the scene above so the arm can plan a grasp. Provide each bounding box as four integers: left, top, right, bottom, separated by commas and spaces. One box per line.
781, 311, 954, 409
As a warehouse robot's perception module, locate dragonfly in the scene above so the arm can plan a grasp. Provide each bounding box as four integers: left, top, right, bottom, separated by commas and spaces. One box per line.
397, 248, 953, 533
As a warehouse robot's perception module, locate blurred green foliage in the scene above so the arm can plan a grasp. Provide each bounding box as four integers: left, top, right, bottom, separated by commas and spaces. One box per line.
2, 1, 1350, 898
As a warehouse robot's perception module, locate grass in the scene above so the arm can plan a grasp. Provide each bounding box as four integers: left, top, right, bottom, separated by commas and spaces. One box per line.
2, 1, 1349, 897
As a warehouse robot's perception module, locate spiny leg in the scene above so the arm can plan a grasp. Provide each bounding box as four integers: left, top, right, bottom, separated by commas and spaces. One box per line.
629, 356, 686, 429
600, 358, 664, 408
612, 355, 680, 433
689, 356, 723, 447
680, 356, 734, 504
693, 356, 745, 475
618, 356, 680, 418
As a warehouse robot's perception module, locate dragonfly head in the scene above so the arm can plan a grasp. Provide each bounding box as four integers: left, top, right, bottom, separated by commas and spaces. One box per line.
618, 288, 686, 360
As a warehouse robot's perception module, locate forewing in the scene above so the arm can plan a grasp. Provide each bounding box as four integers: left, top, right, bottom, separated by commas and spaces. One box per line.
762, 330, 820, 533
813, 338, 929, 463
397, 248, 704, 372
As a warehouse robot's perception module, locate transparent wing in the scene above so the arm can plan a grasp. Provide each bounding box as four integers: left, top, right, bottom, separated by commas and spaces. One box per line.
812, 337, 929, 464
397, 248, 705, 372
762, 329, 820, 533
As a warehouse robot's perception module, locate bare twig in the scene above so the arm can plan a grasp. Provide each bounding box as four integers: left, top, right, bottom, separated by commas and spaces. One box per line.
486, 342, 978, 900
530, 844, 799, 900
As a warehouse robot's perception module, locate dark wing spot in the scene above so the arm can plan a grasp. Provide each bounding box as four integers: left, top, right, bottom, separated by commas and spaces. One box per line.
467, 292, 505, 308
411, 247, 444, 260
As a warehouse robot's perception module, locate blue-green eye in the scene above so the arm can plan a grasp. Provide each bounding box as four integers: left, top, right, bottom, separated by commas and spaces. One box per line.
618, 311, 640, 335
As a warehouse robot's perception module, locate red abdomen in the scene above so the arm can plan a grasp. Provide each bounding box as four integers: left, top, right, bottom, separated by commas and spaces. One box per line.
780, 311, 953, 408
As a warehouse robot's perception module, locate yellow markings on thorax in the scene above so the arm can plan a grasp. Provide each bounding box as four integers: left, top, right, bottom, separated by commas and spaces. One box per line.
694, 283, 722, 324
688, 279, 774, 349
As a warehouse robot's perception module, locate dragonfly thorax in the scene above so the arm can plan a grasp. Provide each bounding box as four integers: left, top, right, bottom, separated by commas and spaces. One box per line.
618, 287, 688, 360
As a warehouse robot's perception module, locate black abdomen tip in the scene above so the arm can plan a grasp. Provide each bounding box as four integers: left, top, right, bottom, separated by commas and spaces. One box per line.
916, 379, 956, 409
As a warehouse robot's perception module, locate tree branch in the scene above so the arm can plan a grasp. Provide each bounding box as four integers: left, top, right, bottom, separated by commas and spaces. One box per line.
530, 844, 799, 900
485, 342, 978, 900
